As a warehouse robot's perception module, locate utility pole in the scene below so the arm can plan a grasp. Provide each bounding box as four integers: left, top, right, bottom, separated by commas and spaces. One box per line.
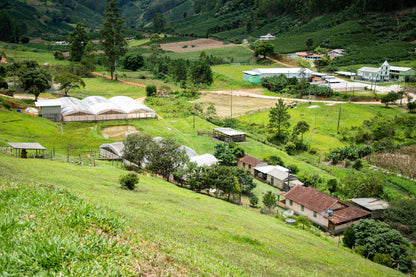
230, 88, 233, 118
337, 105, 342, 134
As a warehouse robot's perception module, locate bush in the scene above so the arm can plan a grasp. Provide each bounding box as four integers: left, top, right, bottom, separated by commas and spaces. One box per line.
249, 195, 259, 207
352, 159, 363, 170
146, 85, 157, 97
285, 141, 296, 155
54, 51, 65, 60
21, 36, 30, 43
373, 253, 392, 267
288, 164, 299, 174
119, 173, 139, 190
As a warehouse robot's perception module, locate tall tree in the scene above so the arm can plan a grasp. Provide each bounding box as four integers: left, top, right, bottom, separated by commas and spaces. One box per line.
254, 41, 275, 58
269, 99, 290, 141
305, 37, 313, 51
152, 13, 167, 33
100, 0, 128, 80
293, 120, 310, 146
20, 69, 51, 101
54, 72, 86, 96
67, 23, 89, 62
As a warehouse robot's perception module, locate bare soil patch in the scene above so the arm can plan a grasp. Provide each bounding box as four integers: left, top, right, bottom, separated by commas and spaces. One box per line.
192, 92, 293, 117
29, 39, 48, 44
160, 38, 236, 53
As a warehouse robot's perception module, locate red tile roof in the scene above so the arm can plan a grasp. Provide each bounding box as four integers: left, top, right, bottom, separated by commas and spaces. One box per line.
238, 154, 265, 167
283, 185, 370, 225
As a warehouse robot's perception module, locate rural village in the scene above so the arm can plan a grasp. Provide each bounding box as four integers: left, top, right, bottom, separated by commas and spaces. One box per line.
1, 0, 416, 276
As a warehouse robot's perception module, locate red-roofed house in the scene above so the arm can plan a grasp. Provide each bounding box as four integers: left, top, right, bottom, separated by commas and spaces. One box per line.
282, 185, 370, 234
237, 154, 267, 175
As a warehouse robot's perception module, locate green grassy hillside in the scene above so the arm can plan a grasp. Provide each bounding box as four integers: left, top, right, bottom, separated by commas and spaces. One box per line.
0, 152, 405, 276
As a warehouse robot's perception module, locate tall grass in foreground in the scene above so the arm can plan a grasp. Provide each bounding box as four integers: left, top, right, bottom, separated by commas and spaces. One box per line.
0, 181, 136, 276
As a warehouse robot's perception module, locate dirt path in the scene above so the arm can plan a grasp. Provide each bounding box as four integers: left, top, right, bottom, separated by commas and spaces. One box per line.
92, 72, 146, 88
201, 90, 382, 105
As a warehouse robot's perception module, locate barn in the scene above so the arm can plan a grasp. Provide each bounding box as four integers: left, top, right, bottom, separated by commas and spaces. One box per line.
36, 96, 156, 122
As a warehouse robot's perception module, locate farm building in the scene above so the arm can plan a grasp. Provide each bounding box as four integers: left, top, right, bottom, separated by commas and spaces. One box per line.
213, 128, 246, 142
36, 96, 156, 122
259, 33, 275, 41
8, 142, 46, 158
237, 154, 267, 175
253, 165, 302, 191
282, 185, 371, 235
349, 198, 389, 219
243, 68, 313, 83
99, 142, 125, 160
357, 60, 415, 82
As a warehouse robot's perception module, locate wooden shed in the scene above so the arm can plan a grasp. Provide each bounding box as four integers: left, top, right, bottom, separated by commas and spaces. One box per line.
213, 128, 246, 142
8, 142, 46, 158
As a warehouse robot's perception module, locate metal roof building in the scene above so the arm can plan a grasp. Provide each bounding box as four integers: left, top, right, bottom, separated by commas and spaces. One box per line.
8, 142, 46, 158
213, 127, 246, 142
243, 68, 313, 83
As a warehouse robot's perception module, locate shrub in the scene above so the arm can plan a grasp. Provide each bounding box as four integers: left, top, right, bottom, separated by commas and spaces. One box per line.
146, 85, 157, 97
373, 253, 392, 267
54, 51, 65, 60
288, 164, 299, 174
285, 141, 296, 155
21, 36, 30, 43
249, 195, 259, 207
352, 159, 363, 170
119, 173, 139, 190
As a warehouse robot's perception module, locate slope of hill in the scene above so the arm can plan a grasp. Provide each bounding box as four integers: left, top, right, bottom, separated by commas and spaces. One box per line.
0, 150, 405, 276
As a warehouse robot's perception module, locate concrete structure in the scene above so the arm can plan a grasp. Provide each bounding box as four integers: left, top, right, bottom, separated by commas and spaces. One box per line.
237, 154, 267, 175
349, 198, 389, 219
36, 96, 156, 122
266, 167, 303, 191
8, 142, 46, 158
259, 33, 275, 41
283, 185, 371, 235
213, 128, 246, 142
243, 68, 313, 83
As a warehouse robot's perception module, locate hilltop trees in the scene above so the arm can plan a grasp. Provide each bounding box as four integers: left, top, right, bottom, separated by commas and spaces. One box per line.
100, 0, 128, 80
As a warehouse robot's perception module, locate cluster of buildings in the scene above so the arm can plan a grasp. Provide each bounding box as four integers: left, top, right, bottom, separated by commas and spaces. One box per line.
243, 68, 313, 83
357, 61, 415, 82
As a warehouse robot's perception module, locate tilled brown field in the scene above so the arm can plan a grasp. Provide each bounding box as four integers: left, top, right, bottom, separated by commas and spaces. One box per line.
160, 38, 236, 53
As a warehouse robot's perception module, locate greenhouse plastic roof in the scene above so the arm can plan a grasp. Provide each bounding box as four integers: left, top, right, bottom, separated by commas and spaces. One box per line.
35, 96, 155, 116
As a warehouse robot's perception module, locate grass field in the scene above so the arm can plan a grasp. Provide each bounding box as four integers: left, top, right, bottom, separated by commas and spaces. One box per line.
162, 45, 254, 63
212, 64, 289, 81
1, 47, 71, 65
0, 153, 404, 276
70, 77, 147, 98
238, 102, 403, 152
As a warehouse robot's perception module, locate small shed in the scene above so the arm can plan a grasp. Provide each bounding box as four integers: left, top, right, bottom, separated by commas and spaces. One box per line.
35, 99, 62, 122
8, 142, 46, 158
99, 142, 124, 160
349, 198, 389, 219
213, 128, 246, 142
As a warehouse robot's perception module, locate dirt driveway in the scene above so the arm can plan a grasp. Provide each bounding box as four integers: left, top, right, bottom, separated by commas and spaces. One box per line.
160, 38, 236, 53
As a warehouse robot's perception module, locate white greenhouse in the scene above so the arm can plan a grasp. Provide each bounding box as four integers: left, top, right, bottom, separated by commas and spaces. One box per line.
36, 96, 156, 122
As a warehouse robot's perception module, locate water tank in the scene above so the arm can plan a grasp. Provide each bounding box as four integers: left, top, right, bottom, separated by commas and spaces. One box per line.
328, 210, 333, 216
